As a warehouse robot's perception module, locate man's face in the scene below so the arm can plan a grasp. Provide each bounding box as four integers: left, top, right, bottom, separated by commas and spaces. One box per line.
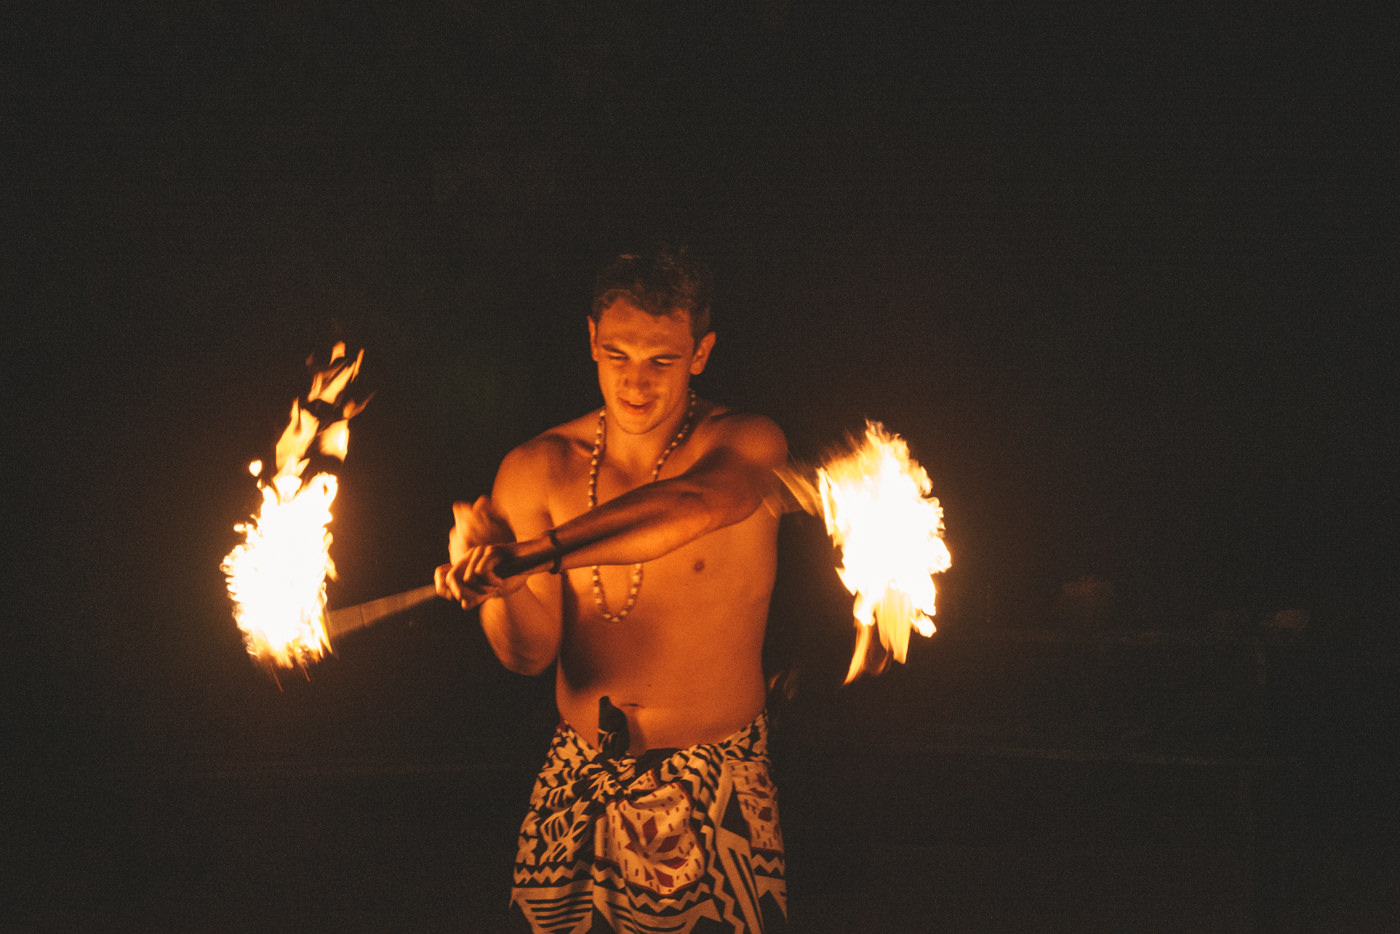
589, 297, 715, 437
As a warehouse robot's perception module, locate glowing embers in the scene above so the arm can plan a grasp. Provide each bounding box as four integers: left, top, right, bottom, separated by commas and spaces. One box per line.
221, 344, 367, 672
817, 422, 951, 683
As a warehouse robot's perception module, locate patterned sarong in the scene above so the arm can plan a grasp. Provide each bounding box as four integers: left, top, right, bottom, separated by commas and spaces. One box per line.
509, 698, 787, 933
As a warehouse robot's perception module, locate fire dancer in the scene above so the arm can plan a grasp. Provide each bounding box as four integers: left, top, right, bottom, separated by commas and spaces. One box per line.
436, 246, 789, 932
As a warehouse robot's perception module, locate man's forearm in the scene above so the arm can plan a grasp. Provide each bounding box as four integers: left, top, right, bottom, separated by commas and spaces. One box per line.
539, 478, 751, 573
480, 584, 562, 676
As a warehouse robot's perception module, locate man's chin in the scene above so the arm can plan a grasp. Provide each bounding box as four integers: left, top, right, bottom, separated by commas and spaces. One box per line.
610, 399, 656, 427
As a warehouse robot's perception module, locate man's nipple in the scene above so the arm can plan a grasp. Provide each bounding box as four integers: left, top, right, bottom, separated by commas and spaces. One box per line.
693, 558, 706, 573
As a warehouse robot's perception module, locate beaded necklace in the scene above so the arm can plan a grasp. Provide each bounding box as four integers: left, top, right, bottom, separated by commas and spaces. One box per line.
588, 390, 696, 622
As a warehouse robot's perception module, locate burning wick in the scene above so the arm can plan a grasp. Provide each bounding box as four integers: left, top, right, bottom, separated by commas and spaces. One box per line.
221, 344, 368, 673
782, 421, 952, 683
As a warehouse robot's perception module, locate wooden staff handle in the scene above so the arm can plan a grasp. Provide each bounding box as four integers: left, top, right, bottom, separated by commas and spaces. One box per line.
325, 584, 440, 639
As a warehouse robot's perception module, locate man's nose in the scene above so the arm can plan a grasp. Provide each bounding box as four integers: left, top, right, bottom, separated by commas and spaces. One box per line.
622, 364, 650, 390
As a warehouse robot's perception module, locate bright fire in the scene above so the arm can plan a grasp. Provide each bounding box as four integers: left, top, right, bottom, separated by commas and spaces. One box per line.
221, 344, 367, 671
817, 422, 951, 682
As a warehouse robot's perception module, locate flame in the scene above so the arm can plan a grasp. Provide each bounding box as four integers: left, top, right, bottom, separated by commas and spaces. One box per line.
221, 344, 366, 671
816, 422, 951, 683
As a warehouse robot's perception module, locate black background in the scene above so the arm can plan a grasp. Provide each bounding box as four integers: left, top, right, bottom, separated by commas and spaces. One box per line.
6, 3, 1396, 929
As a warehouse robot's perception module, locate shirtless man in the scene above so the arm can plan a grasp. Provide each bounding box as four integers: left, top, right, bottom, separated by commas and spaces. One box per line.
435, 247, 790, 932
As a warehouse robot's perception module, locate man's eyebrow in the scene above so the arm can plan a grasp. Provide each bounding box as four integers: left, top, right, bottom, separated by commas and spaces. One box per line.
600, 341, 684, 360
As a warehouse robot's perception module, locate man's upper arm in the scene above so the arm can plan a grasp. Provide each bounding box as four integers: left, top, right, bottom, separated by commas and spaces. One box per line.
491, 441, 555, 538
491, 439, 566, 613
472, 438, 565, 674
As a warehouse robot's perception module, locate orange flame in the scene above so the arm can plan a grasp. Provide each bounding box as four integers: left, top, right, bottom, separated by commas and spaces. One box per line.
221, 344, 366, 671
816, 422, 951, 682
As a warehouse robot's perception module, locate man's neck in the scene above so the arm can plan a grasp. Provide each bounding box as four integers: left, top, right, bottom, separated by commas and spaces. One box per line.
599, 398, 695, 477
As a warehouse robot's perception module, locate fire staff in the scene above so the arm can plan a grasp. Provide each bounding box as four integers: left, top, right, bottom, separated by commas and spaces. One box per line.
435, 246, 790, 933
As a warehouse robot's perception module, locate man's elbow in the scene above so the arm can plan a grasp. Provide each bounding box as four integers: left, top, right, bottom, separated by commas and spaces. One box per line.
482, 624, 557, 676
501, 652, 554, 677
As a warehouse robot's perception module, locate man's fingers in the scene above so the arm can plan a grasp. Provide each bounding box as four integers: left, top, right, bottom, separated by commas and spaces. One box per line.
437, 560, 471, 604
463, 547, 503, 589
435, 547, 508, 611
434, 563, 456, 601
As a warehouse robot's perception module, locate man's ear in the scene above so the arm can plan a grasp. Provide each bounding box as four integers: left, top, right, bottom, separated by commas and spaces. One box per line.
690, 331, 716, 376
587, 316, 599, 361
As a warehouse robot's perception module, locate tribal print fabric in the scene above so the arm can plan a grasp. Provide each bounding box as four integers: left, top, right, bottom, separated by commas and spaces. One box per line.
509, 710, 787, 933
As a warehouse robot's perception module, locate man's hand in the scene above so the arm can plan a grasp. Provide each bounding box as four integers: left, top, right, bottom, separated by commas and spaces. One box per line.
448, 496, 513, 564
435, 542, 528, 609
435, 496, 527, 609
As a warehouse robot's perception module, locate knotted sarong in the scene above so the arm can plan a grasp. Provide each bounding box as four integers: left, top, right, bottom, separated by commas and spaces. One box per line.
509, 698, 787, 933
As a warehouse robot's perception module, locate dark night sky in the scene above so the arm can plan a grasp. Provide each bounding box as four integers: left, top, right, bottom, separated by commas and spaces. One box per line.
5, 0, 1396, 836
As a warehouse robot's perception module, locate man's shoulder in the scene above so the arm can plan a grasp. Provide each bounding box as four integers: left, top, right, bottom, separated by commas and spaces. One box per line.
703, 405, 784, 435
696, 402, 787, 464
498, 411, 597, 479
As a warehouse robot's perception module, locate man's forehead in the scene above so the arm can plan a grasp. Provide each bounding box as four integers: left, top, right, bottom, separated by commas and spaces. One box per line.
594, 299, 694, 348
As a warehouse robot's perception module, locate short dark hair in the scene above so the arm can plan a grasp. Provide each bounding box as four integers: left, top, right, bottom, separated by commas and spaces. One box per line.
590, 245, 713, 342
